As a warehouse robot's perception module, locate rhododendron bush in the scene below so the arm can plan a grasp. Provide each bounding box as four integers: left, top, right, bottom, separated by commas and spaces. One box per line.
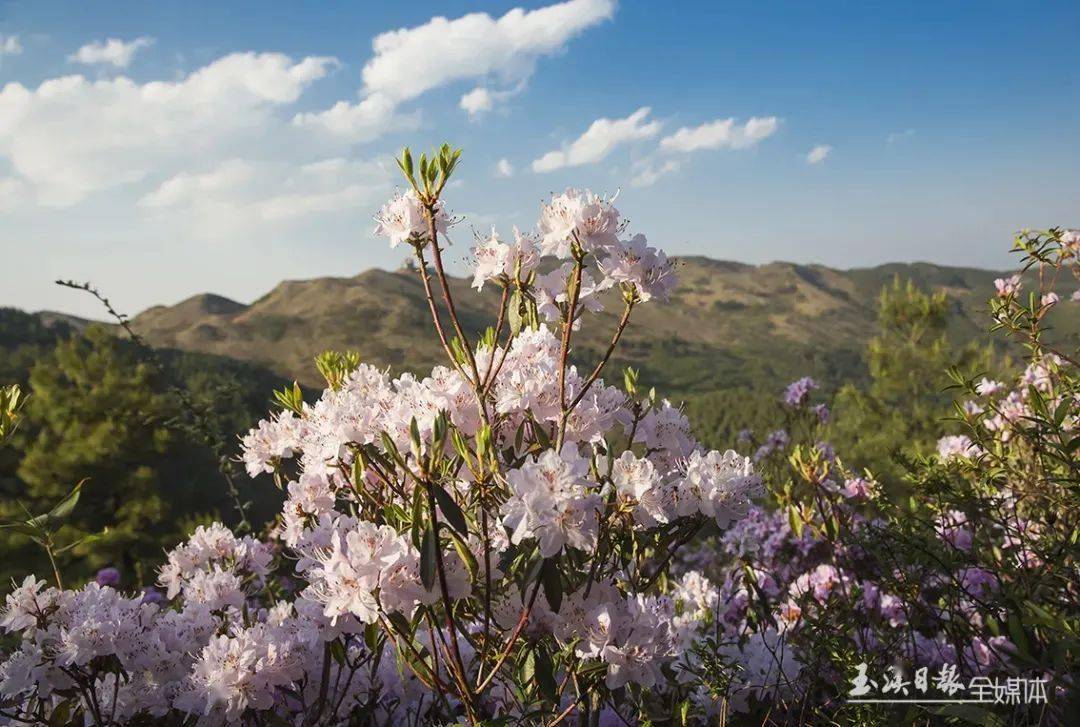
679, 228, 1079, 723
0, 142, 1077, 725
0, 146, 765, 725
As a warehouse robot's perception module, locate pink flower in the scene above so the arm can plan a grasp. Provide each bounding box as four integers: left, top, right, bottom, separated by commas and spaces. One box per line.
993, 274, 1021, 297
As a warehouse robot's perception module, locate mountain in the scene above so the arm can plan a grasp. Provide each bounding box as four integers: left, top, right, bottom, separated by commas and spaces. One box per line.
121, 257, 1079, 397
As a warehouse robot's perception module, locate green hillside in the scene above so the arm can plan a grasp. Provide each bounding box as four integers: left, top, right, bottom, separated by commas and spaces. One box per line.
124, 257, 1078, 398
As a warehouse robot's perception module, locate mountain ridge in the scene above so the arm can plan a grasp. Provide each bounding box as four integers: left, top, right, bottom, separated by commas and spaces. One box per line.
98, 255, 1076, 395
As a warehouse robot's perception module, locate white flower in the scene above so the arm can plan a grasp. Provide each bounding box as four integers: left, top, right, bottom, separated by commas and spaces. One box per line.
538, 188, 621, 258
677, 450, 762, 527
598, 234, 678, 302
634, 400, 695, 466
993, 274, 1022, 297
535, 262, 612, 325
471, 226, 539, 290
610, 451, 670, 528
571, 592, 676, 689
720, 628, 803, 712
241, 412, 302, 478
937, 434, 981, 460
0, 576, 53, 633
501, 446, 602, 557
373, 190, 449, 248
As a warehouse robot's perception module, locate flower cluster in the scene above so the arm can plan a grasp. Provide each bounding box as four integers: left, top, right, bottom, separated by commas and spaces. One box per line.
1, 152, 762, 725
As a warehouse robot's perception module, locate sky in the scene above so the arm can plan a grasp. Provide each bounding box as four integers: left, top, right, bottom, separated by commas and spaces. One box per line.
0, 0, 1078, 318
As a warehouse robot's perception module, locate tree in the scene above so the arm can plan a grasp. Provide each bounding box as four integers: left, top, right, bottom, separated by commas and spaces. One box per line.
1, 326, 222, 585
829, 277, 991, 490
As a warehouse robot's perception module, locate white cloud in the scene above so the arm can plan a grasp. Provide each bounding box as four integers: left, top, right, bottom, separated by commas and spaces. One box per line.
631, 158, 680, 187
495, 158, 514, 177
139, 159, 254, 208
460, 88, 494, 116
887, 128, 915, 145
659, 116, 779, 153
302, 0, 614, 138
138, 155, 390, 231
0, 35, 22, 57
0, 177, 27, 212
362, 0, 614, 102
70, 37, 154, 68
532, 106, 661, 173
292, 93, 414, 140
458, 84, 525, 119
805, 144, 832, 164
0, 52, 337, 206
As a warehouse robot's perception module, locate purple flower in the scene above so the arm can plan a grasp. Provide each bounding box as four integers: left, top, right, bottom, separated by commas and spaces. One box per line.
95, 567, 120, 588
753, 429, 791, 461
811, 403, 830, 423
141, 587, 166, 605
783, 377, 818, 407
841, 477, 877, 501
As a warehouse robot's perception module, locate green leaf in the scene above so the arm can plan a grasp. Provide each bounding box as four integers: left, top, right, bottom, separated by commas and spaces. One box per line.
508, 289, 524, 336
387, 610, 413, 639
420, 524, 437, 591
521, 648, 536, 683
364, 622, 381, 651
432, 483, 468, 536
410, 486, 425, 549
1007, 612, 1031, 658
409, 417, 423, 462
54, 528, 109, 555
329, 638, 347, 665
449, 528, 479, 580
48, 479, 86, 522
541, 557, 563, 613
534, 645, 557, 703
380, 432, 405, 468
450, 428, 471, 464
0, 521, 41, 538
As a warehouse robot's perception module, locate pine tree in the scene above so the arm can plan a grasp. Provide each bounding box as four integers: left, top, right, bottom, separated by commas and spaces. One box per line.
829, 277, 991, 490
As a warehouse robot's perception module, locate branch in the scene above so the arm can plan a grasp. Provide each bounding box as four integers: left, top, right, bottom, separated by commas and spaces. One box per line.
55, 279, 252, 532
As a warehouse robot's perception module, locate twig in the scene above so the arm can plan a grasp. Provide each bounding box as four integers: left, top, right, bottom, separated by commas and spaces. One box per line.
55, 279, 252, 532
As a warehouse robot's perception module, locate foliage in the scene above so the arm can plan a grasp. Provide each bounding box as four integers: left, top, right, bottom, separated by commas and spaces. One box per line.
680, 229, 1079, 723
0, 317, 283, 588
829, 276, 994, 490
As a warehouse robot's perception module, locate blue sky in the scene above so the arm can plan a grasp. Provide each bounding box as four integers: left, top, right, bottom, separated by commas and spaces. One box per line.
1, 0, 1078, 317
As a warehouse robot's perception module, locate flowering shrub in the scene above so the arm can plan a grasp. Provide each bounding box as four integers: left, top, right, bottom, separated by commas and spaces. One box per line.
673, 229, 1079, 723
1, 138, 1076, 724
0, 146, 762, 725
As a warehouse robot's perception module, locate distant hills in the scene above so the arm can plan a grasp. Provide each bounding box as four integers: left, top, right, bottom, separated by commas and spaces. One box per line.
96, 257, 1077, 397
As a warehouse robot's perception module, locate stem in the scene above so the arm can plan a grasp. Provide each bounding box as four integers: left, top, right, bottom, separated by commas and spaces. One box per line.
413, 246, 464, 377
378, 613, 450, 696
555, 257, 585, 450
480, 503, 494, 668
641, 521, 703, 591
480, 285, 510, 390
45, 543, 63, 590
423, 482, 475, 716
476, 576, 542, 692
307, 642, 333, 726
424, 204, 482, 387
567, 298, 634, 412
